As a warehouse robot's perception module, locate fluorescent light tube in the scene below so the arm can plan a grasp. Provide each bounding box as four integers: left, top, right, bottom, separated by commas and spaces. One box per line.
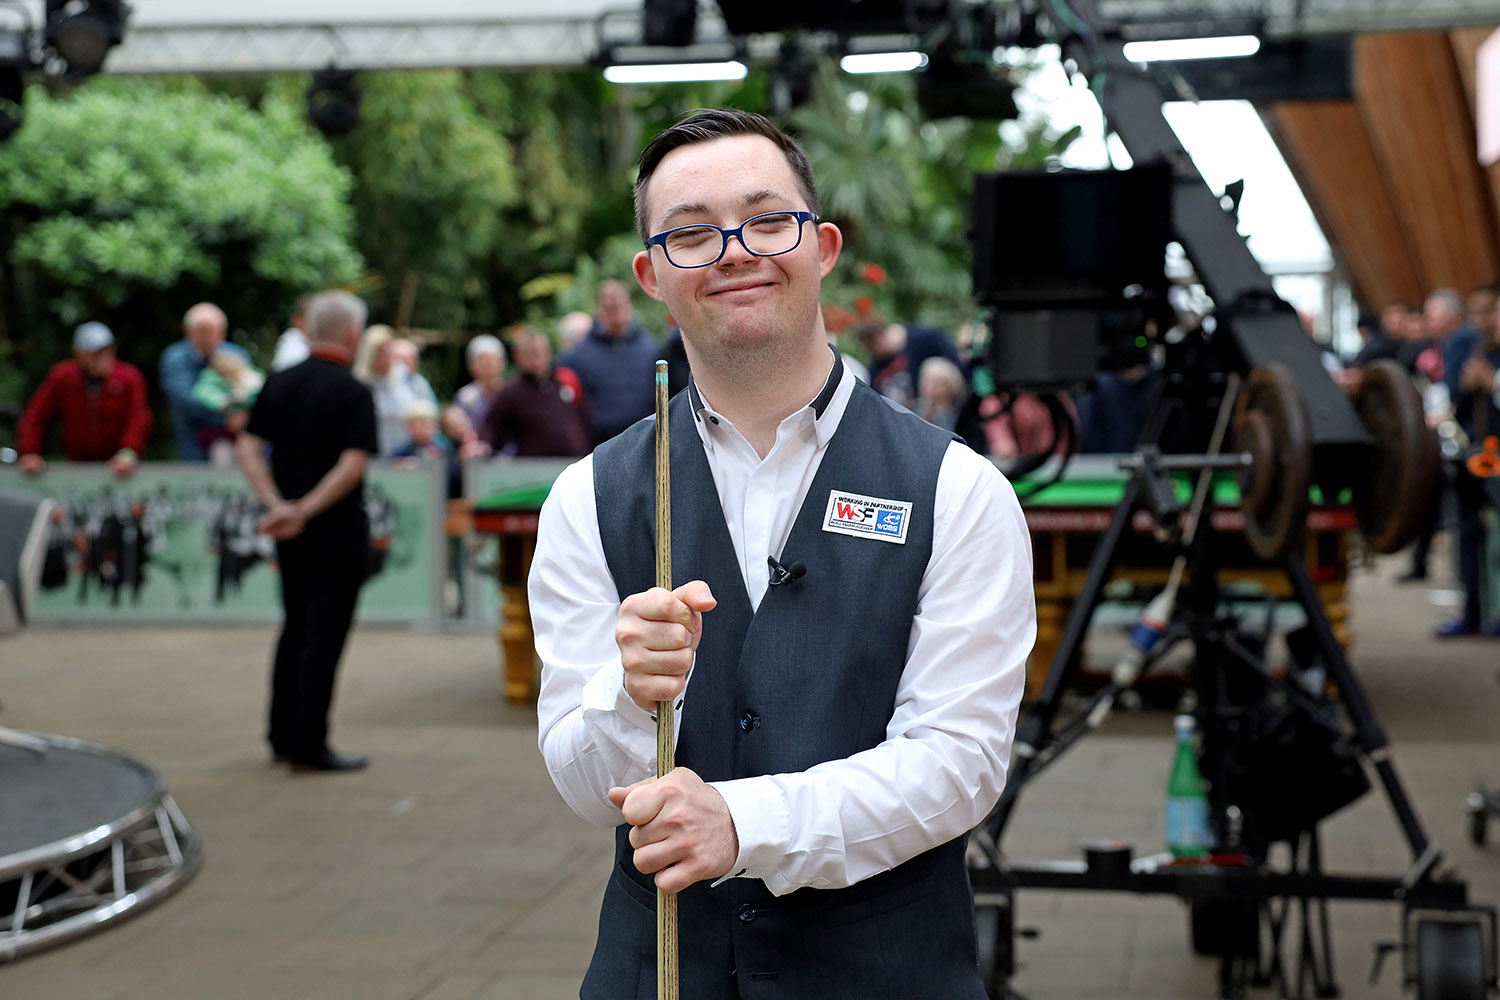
603, 61, 748, 84
840, 52, 928, 74
1122, 35, 1262, 63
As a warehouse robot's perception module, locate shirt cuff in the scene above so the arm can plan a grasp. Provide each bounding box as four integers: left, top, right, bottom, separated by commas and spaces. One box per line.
580, 659, 685, 770
709, 776, 793, 892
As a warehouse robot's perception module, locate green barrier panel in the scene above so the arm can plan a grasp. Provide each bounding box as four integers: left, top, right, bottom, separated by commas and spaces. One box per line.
0, 461, 445, 623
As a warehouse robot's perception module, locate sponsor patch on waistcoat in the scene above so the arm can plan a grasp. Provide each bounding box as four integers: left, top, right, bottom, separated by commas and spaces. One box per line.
822, 490, 912, 544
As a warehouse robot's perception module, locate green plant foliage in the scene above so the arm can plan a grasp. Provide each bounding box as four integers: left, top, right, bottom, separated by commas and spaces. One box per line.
0, 76, 363, 397
313, 70, 520, 333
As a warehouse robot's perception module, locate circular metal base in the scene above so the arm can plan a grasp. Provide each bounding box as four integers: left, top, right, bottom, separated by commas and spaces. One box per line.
0, 731, 202, 962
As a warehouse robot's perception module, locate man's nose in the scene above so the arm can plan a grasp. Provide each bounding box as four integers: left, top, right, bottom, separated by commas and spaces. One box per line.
719, 232, 755, 264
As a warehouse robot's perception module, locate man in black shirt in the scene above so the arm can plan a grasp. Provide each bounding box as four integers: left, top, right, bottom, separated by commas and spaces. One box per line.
236, 290, 379, 772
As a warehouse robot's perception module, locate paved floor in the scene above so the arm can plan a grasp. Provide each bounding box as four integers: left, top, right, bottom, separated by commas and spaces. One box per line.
1, 550, 1497, 1000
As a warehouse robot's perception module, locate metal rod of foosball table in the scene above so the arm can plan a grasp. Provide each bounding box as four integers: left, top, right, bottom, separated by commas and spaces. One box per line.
653, 360, 679, 1000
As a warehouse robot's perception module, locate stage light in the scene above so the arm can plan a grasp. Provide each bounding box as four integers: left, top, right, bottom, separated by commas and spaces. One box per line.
44, 0, 128, 78
1122, 35, 1262, 63
643, 0, 697, 47
307, 67, 361, 137
603, 61, 747, 84
840, 51, 927, 74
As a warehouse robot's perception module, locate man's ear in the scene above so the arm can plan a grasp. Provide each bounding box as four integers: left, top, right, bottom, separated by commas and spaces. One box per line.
816, 221, 843, 279
633, 250, 664, 303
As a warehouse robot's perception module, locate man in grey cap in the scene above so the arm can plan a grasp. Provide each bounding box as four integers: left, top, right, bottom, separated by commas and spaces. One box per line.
17, 322, 154, 478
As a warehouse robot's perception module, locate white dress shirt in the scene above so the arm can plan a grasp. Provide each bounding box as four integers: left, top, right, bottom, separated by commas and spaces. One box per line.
532, 359, 1034, 897
271, 327, 310, 372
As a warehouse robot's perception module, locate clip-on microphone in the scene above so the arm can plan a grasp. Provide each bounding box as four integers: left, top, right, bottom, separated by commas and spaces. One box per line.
767, 555, 807, 587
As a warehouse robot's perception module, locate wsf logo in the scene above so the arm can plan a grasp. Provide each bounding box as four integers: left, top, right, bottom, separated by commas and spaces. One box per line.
823, 490, 912, 545
833, 501, 875, 524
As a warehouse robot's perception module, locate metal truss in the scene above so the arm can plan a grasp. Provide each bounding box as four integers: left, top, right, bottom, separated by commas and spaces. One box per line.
0, 733, 203, 964
105, 19, 611, 74
0, 794, 200, 962
1098, 0, 1500, 38
17, 0, 1500, 76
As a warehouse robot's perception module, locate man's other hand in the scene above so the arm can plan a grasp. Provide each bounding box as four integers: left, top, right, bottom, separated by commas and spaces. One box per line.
256, 499, 308, 541
616, 581, 716, 710
609, 768, 739, 894
18, 454, 45, 477
107, 450, 138, 479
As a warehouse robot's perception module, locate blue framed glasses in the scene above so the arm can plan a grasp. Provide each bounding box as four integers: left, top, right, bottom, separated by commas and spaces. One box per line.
645, 211, 819, 269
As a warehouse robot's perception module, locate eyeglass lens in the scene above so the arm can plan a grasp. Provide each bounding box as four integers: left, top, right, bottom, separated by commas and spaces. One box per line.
663, 213, 805, 267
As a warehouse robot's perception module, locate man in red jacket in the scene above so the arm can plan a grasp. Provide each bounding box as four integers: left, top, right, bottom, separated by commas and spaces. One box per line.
17, 322, 153, 478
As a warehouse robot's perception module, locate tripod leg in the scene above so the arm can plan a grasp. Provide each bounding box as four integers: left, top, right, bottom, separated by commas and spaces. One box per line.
1282, 553, 1432, 858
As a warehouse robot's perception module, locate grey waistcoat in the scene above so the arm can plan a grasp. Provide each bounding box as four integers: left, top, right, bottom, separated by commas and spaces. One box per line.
585, 374, 985, 1000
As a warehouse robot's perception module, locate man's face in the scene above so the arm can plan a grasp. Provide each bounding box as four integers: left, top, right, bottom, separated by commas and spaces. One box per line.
1401, 310, 1426, 342
1423, 298, 1460, 337
186, 315, 226, 355
515, 336, 552, 377
77, 346, 114, 378
1468, 290, 1497, 337
597, 286, 633, 337
469, 351, 502, 384
632, 135, 841, 370
1381, 304, 1406, 335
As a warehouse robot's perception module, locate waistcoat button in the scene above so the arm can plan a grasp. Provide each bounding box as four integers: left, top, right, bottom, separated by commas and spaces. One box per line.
737, 902, 757, 923
738, 711, 759, 733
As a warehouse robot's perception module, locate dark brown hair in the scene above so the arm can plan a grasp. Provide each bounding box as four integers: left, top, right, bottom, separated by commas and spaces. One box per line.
633, 107, 820, 242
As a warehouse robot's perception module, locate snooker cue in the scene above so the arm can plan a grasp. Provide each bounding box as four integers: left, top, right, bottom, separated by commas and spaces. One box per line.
653, 360, 679, 1000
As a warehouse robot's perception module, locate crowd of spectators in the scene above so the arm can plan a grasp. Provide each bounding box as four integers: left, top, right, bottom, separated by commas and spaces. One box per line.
12, 282, 663, 487
1339, 284, 1500, 639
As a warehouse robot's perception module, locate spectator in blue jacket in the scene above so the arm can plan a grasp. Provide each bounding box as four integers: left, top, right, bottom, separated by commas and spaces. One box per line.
556, 279, 660, 444
160, 302, 251, 461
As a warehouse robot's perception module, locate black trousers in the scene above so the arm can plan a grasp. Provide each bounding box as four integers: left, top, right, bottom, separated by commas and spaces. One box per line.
1454, 473, 1491, 626
268, 540, 365, 760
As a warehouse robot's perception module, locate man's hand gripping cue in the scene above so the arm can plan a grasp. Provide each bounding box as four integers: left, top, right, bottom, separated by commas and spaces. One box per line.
610, 581, 737, 893
614, 581, 717, 711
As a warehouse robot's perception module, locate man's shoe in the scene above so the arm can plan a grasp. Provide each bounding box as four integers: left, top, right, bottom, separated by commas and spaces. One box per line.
288, 750, 369, 773
1434, 617, 1480, 638
1396, 569, 1428, 584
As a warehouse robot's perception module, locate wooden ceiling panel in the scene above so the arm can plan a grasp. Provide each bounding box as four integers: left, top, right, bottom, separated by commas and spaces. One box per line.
1448, 25, 1500, 248
1270, 101, 1426, 307
1354, 32, 1500, 292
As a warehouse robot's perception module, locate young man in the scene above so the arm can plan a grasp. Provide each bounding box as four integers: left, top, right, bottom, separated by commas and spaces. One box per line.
530, 108, 1035, 998
236, 290, 378, 772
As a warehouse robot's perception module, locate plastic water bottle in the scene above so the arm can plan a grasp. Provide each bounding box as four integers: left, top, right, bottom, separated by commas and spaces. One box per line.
1111, 586, 1175, 687
1166, 714, 1211, 861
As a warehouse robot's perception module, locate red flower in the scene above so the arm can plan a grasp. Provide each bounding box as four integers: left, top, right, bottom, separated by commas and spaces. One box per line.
855, 295, 874, 317
862, 263, 887, 286
822, 304, 855, 333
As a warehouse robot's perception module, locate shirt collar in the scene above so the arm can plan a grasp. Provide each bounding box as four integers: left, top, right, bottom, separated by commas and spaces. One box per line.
688, 344, 853, 450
